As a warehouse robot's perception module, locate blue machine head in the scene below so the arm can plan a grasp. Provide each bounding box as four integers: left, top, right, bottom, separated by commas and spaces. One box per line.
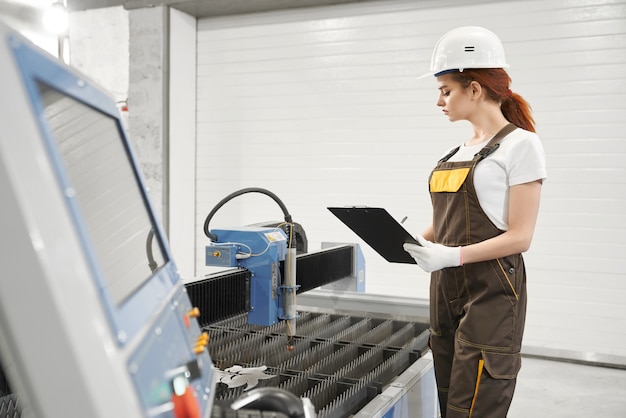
206, 226, 289, 326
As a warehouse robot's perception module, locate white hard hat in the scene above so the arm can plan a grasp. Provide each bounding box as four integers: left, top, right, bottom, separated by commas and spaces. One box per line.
419, 26, 509, 78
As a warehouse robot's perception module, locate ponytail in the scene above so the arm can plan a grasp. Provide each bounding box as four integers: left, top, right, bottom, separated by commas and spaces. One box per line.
451, 69, 536, 132
501, 92, 535, 132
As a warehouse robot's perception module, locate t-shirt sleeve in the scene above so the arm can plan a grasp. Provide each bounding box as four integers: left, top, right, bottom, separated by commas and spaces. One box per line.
507, 132, 547, 186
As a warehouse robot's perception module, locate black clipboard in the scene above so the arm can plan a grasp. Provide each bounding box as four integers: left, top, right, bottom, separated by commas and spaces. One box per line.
328, 206, 419, 264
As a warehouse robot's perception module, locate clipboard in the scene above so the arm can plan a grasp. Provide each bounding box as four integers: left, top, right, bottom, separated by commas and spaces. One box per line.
327, 206, 419, 264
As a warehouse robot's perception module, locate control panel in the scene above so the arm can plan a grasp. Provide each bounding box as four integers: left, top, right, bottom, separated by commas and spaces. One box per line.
129, 288, 214, 417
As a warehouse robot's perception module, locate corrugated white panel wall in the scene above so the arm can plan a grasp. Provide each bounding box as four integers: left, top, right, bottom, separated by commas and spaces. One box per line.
192, 0, 626, 363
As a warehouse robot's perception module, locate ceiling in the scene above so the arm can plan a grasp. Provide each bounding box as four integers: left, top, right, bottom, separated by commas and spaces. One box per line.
66, 0, 376, 18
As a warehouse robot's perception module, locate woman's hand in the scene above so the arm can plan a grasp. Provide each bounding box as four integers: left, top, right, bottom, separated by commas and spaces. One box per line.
404, 235, 461, 272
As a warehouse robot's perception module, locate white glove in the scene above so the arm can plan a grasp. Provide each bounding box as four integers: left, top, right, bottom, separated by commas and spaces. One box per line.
403, 235, 462, 273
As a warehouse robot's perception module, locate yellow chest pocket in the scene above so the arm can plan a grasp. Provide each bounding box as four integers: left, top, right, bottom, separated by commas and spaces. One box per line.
430, 167, 471, 193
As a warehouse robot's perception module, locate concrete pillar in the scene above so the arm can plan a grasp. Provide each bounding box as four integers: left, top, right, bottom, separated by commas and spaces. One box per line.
128, 6, 169, 230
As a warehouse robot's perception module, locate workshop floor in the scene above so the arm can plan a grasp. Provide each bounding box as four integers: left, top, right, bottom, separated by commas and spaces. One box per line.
507, 356, 626, 417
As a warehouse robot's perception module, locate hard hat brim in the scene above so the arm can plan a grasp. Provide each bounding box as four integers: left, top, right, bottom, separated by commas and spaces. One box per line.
417, 65, 510, 80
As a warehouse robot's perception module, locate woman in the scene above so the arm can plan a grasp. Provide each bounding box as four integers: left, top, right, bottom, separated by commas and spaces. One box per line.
404, 27, 547, 417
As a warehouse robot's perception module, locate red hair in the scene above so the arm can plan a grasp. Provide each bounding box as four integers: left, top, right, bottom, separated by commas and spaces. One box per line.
450, 68, 536, 132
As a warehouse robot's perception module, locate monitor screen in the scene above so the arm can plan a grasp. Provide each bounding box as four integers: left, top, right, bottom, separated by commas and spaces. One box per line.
36, 82, 166, 306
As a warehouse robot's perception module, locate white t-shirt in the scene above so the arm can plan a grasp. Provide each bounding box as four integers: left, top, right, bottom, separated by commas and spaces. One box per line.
444, 128, 547, 230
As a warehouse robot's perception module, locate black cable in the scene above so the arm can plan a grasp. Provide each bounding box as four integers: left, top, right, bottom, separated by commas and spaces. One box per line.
146, 229, 158, 273
203, 187, 293, 242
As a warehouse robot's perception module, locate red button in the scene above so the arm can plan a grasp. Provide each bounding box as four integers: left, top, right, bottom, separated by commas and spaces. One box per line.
171, 387, 200, 418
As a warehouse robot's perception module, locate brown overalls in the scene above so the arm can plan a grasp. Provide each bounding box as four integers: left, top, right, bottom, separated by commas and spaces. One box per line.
428, 124, 526, 418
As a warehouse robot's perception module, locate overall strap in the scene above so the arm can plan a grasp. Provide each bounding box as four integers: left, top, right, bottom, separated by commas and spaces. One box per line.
474, 123, 517, 162
438, 146, 461, 164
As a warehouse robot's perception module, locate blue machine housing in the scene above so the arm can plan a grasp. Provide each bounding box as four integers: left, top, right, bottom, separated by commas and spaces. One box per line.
206, 226, 288, 326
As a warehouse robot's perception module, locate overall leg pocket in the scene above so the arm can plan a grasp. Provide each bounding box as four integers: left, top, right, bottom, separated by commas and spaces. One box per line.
469, 350, 521, 418
482, 350, 521, 379
458, 262, 517, 348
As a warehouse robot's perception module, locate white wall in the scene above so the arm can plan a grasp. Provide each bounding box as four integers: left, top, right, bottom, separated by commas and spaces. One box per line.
192, 0, 626, 365
69, 7, 129, 103
169, 9, 197, 281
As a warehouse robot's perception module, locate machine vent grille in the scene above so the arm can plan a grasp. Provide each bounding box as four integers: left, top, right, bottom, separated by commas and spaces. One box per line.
0, 394, 19, 418
295, 245, 353, 293
186, 269, 251, 327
